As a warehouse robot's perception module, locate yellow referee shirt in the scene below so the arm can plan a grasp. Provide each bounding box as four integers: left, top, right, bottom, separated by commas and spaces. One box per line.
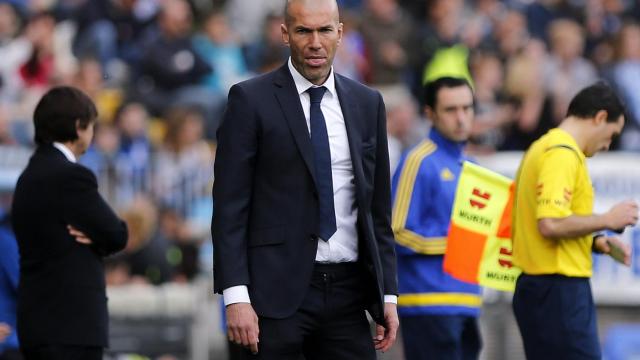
512, 128, 594, 277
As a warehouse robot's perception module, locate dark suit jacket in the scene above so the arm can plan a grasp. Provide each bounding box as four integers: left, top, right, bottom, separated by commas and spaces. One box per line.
11, 145, 127, 348
212, 64, 397, 323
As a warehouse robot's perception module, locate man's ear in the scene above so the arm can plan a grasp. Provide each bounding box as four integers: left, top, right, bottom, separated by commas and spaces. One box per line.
281, 23, 289, 46
593, 110, 608, 126
424, 106, 435, 123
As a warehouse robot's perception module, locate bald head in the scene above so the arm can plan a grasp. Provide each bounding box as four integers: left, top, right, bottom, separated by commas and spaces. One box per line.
281, 0, 343, 85
284, 0, 340, 27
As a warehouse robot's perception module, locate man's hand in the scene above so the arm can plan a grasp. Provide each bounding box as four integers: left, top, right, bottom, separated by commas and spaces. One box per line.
604, 200, 639, 231
226, 303, 259, 354
0, 323, 11, 343
68, 225, 93, 245
373, 303, 399, 352
594, 235, 632, 266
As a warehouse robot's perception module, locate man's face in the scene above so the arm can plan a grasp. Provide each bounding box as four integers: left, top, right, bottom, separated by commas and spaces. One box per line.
585, 114, 624, 157
427, 85, 474, 142
282, 0, 343, 85
76, 121, 95, 155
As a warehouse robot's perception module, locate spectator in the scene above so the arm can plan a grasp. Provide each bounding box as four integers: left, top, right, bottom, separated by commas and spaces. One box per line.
242, 12, 289, 74
611, 22, 640, 151
133, 0, 222, 139
544, 19, 598, 124
192, 10, 249, 96
71, 0, 158, 76
154, 106, 213, 225
501, 43, 556, 151
332, 11, 368, 82
468, 51, 514, 152
0, 206, 20, 360
360, 0, 412, 86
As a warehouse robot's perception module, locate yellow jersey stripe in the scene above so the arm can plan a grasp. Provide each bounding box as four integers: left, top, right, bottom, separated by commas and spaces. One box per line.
395, 231, 447, 254
392, 141, 436, 230
398, 293, 482, 308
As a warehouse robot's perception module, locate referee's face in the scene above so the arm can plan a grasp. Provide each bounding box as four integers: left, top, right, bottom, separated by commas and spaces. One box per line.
586, 114, 624, 157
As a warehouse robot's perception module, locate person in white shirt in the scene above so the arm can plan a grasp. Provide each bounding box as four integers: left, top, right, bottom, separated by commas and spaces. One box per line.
211, 0, 399, 358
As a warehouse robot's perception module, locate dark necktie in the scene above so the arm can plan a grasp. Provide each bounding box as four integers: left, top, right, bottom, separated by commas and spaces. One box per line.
307, 86, 336, 241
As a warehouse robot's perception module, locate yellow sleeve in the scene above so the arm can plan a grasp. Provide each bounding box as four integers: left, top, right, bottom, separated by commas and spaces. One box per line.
536, 147, 580, 219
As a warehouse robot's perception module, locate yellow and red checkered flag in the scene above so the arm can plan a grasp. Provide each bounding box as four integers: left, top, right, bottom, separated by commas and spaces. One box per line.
443, 162, 521, 292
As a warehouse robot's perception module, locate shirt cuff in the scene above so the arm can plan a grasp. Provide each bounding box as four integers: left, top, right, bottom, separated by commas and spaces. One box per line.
222, 285, 251, 306
384, 295, 398, 304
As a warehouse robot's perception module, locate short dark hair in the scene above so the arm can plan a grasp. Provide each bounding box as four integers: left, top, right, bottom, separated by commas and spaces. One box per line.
424, 77, 473, 109
566, 81, 625, 122
33, 86, 97, 146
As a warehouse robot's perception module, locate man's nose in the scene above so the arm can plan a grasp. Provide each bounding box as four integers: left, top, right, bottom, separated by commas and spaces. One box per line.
309, 32, 322, 48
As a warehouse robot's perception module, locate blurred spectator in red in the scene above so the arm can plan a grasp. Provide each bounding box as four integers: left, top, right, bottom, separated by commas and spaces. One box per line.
19, 12, 56, 88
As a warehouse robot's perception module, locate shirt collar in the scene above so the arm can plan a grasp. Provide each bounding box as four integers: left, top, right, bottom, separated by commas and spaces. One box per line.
550, 128, 586, 160
52, 142, 77, 163
428, 127, 466, 159
288, 57, 336, 97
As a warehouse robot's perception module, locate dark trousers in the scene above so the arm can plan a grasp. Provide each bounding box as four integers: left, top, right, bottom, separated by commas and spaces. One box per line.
513, 274, 601, 360
233, 262, 376, 360
400, 314, 481, 360
21, 345, 102, 360
0, 348, 23, 360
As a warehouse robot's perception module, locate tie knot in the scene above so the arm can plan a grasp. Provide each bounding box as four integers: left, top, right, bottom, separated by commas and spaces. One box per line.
307, 86, 326, 104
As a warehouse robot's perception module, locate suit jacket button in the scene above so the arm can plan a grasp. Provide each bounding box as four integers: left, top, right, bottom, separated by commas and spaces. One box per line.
310, 234, 318, 241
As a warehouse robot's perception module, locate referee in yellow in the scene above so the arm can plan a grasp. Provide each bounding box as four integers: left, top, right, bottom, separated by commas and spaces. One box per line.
511, 82, 639, 359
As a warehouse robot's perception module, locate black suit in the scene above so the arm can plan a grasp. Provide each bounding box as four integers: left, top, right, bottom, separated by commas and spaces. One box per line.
212, 64, 397, 357
11, 145, 127, 358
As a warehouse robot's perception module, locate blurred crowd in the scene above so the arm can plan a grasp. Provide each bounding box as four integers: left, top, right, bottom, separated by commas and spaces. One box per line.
1, 0, 640, 287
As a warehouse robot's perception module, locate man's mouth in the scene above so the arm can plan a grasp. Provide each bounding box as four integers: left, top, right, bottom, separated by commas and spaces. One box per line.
305, 57, 327, 67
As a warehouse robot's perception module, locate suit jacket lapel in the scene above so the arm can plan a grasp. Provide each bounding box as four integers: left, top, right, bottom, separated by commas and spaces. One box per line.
273, 65, 317, 186
335, 75, 365, 199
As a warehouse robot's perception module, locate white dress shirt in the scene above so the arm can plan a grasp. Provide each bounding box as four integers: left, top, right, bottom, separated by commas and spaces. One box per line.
223, 59, 397, 305
53, 142, 77, 163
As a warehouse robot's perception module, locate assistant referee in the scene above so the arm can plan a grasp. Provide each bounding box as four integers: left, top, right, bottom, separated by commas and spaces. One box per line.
511, 82, 639, 359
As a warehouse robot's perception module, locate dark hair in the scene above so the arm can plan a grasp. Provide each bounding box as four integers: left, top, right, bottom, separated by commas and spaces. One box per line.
566, 81, 625, 122
33, 86, 97, 145
424, 77, 473, 109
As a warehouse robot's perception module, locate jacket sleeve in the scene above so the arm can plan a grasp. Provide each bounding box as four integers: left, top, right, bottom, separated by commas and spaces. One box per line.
211, 84, 258, 294
371, 91, 398, 295
62, 165, 128, 256
392, 154, 447, 255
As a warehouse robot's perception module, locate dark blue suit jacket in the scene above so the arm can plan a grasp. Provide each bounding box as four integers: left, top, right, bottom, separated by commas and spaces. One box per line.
11, 145, 127, 348
212, 64, 397, 323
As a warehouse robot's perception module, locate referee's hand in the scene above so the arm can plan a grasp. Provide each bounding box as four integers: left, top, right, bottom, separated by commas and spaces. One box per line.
605, 200, 638, 231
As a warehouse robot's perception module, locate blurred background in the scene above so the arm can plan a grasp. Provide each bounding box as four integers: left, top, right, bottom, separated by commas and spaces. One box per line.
0, 0, 639, 358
